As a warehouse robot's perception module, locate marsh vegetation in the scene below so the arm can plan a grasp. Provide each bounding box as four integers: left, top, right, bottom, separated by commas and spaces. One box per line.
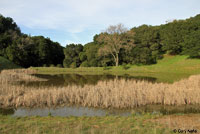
1, 69, 200, 109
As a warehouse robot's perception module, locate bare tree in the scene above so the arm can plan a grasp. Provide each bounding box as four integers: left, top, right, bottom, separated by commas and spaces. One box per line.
97, 23, 134, 66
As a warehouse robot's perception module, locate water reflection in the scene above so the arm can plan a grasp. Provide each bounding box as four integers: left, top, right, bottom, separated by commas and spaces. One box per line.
1, 105, 200, 117
16, 74, 157, 87
0, 108, 15, 115
12, 106, 130, 117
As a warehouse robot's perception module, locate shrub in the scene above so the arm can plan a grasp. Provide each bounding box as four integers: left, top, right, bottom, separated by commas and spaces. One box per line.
122, 63, 130, 70
63, 59, 71, 68
56, 64, 63, 68
70, 62, 77, 68
103, 66, 111, 70
43, 64, 47, 67
50, 64, 55, 67
80, 61, 89, 67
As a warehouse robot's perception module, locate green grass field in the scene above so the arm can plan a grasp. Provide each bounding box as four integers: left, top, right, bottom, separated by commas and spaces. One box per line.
31, 55, 200, 83
0, 56, 21, 71
2, 113, 200, 134
0, 114, 172, 134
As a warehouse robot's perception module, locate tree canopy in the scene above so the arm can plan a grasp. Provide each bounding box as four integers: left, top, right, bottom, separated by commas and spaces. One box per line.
0, 14, 64, 67
1, 13, 200, 68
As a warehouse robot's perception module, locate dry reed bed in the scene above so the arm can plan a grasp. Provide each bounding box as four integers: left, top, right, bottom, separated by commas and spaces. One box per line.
0, 69, 200, 108
0, 69, 46, 82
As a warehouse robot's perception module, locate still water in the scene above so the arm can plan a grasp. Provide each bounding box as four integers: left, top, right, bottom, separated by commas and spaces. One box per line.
1, 105, 200, 117
15, 73, 157, 87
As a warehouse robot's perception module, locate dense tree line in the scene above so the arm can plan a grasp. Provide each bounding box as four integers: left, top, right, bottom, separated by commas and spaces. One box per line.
65, 15, 200, 67
0, 14, 64, 67
1, 14, 200, 68
64, 14, 200, 67
160, 15, 200, 57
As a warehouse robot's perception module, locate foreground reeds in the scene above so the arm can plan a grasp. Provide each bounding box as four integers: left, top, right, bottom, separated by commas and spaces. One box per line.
0, 69, 200, 108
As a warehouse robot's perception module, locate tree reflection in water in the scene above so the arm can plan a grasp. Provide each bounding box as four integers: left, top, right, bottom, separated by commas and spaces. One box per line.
15, 74, 157, 87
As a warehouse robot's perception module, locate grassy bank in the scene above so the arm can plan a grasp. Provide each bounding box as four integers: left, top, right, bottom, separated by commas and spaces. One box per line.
1, 113, 200, 134
1, 69, 200, 108
0, 56, 21, 71
31, 55, 200, 83
0, 114, 172, 134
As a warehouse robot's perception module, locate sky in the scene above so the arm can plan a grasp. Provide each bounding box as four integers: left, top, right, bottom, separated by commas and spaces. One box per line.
0, 0, 200, 46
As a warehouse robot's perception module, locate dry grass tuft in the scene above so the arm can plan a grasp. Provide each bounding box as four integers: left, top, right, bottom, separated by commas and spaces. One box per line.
0, 69, 46, 82
150, 114, 200, 130
0, 69, 200, 108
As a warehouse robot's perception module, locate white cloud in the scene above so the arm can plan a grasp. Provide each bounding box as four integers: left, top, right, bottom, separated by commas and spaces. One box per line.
0, 0, 200, 44
0, 0, 140, 32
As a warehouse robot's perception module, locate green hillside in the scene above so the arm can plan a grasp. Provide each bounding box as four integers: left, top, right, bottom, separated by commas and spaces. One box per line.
127, 55, 200, 74
0, 56, 21, 70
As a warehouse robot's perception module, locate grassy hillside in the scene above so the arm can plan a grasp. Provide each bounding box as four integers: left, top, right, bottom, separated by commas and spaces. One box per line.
31, 55, 200, 83
0, 56, 21, 71
129, 55, 200, 74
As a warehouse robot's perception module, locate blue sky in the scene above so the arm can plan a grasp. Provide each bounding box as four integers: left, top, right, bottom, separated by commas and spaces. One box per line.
0, 0, 200, 46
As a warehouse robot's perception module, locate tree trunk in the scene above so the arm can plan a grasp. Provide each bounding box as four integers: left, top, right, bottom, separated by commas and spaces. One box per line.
111, 52, 118, 67
116, 53, 119, 66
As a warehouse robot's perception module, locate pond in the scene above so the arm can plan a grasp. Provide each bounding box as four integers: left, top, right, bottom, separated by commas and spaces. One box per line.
15, 73, 157, 87
1, 105, 200, 117
4, 73, 198, 117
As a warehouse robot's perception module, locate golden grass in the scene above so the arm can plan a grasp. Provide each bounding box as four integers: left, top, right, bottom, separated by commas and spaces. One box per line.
150, 114, 200, 130
0, 69, 46, 82
0, 69, 200, 108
